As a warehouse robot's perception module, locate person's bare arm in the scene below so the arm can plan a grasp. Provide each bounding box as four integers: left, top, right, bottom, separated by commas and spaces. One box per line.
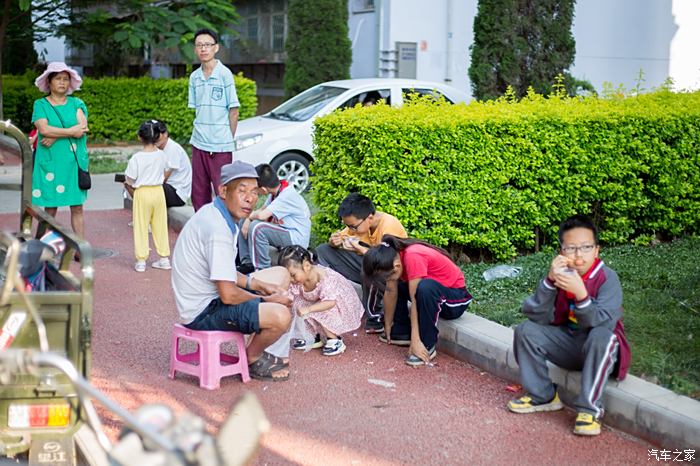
408, 277, 430, 362
382, 279, 398, 342
76, 107, 89, 132
297, 300, 336, 316
34, 118, 86, 139
229, 107, 239, 139
123, 181, 135, 197
216, 279, 264, 305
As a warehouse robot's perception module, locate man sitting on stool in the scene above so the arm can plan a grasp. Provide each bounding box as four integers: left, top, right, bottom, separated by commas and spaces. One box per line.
171, 161, 294, 381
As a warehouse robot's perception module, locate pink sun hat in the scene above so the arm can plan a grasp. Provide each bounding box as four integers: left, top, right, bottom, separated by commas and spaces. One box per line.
34, 62, 83, 94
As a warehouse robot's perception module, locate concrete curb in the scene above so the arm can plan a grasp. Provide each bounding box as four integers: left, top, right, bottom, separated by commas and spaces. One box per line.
167, 206, 194, 233
165, 204, 700, 448
437, 314, 700, 449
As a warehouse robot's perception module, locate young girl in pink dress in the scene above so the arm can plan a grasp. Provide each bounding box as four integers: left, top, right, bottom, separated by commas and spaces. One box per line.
279, 245, 363, 356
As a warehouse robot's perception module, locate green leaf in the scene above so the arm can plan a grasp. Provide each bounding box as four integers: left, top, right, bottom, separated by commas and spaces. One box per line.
128, 35, 142, 48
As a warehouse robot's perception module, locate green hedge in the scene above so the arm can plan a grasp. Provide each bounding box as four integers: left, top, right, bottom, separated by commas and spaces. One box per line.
2, 73, 257, 145
311, 90, 700, 259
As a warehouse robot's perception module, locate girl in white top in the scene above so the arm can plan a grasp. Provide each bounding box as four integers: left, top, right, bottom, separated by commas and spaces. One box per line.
125, 120, 171, 272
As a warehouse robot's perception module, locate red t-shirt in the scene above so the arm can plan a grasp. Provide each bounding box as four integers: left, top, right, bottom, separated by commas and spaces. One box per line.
399, 244, 465, 288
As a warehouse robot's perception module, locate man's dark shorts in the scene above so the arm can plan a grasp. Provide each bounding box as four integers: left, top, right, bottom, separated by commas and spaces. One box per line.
184, 297, 261, 334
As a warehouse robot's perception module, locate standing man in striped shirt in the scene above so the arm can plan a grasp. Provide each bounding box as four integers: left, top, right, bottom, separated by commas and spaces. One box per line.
189, 28, 239, 211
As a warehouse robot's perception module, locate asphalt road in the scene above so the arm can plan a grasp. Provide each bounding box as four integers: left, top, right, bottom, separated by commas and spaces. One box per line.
0, 207, 653, 466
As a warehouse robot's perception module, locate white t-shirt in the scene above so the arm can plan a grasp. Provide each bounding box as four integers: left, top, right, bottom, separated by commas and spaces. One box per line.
125, 149, 166, 187
264, 185, 311, 246
163, 138, 192, 203
171, 203, 239, 324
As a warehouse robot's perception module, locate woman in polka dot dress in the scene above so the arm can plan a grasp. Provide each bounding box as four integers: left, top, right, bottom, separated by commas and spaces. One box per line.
31, 62, 89, 239
278, 245, 364, 356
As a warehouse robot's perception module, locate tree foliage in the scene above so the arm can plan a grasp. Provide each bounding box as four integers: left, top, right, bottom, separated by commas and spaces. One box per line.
284, 0, 352, 99
60, 0, 239, 75
2, 1, 37, 74
469, 0, 578, 100
0, 0, 70, 119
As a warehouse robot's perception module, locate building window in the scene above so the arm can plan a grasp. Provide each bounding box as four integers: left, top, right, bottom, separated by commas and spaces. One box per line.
353, 0, 374, 13
271, 0, 285, 12
272, 14, 285, 52
247, 17, 259, 44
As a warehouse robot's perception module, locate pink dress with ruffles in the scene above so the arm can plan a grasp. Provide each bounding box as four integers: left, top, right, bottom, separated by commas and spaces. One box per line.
289, 265, 363, 336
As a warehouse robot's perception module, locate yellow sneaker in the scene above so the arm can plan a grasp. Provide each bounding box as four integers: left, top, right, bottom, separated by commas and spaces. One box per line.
507, 392, 564, 413
573, 412, 601, 436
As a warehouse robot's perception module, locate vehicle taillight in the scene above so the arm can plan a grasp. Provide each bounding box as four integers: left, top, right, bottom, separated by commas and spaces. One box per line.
8, 403, 71, 428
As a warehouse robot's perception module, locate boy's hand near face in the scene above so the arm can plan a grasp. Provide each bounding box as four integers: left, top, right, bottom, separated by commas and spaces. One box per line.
554, 270, 588, 301
548, 255, 570, 282
549, 255, 588, 301
329, 231, 343, 247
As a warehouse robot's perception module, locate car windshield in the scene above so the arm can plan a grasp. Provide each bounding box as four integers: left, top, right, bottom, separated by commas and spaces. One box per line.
266, 85, 347, 121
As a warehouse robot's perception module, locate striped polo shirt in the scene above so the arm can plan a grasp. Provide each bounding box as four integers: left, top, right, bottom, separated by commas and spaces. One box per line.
188, 59, 240, 152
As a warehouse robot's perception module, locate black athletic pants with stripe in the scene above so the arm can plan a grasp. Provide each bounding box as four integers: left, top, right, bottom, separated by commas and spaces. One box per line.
392, 279, 473, 349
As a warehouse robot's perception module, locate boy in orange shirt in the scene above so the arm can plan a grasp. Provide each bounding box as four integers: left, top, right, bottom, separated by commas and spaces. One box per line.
315, 193, 407, 337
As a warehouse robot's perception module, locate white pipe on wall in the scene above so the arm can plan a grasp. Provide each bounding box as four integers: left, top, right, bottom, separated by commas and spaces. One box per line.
445, 0, 453, 83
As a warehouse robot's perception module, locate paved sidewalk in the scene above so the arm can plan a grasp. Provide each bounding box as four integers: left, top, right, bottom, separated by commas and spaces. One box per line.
0, 164, 124, 214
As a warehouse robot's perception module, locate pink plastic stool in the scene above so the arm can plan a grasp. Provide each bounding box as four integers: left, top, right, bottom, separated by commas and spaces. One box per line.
169, 324, 250, 389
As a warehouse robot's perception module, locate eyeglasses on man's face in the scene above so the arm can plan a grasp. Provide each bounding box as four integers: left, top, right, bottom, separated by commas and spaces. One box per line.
346, 217, 367, 231
560, 244, 596, 255
194, 43, 216, 50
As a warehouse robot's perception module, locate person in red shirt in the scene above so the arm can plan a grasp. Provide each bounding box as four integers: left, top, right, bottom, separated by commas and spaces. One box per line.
363, 235, 473, 366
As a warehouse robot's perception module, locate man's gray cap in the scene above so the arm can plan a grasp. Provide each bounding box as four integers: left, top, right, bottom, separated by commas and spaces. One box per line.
220, 161, 259, 186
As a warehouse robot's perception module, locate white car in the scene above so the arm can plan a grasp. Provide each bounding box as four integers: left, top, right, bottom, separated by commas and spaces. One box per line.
233, 78, 471, 192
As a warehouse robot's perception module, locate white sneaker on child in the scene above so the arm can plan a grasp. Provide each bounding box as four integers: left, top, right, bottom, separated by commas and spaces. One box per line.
134, 261, 146, 272
322, 338, 346, 356
152, 257, 171, 270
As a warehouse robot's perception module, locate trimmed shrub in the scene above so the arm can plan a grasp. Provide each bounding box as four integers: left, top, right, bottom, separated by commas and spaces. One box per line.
2, 73, 44, 131
2, 73, 257, 144
311, 90, 700, 259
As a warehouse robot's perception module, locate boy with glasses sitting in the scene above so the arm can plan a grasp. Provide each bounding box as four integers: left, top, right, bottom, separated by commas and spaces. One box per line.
315, 193, 407, 336
507, 215, 631, 436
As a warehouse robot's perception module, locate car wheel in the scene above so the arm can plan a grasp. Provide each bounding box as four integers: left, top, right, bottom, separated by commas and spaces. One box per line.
271, 153, 311, 193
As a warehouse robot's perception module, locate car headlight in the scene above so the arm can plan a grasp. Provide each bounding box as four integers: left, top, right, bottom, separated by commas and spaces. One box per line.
234, 133, 263, 151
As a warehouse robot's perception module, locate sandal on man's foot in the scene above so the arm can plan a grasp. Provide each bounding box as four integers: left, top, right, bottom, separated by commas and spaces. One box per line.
248, 352, 289, 382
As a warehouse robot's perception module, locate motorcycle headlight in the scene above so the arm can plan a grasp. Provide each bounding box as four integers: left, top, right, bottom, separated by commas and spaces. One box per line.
234, 134, 263, 151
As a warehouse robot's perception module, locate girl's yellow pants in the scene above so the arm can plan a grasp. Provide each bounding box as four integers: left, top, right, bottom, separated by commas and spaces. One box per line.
133, 185, 170, 261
